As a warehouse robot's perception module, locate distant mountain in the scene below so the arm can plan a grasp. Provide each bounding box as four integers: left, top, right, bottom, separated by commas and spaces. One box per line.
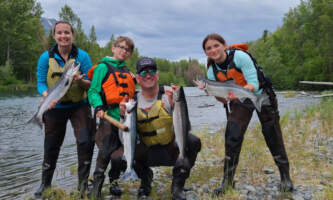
41, 17, 57, 34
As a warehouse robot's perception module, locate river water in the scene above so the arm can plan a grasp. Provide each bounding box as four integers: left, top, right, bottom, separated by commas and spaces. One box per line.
0, 88, 319, 199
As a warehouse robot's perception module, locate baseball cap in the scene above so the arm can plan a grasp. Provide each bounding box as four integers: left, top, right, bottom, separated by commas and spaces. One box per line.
136, 57, 157, 73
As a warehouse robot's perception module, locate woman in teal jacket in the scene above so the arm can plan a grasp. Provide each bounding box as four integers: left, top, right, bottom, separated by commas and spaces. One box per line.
202, 33, 293, 196
35, 21, 94, 197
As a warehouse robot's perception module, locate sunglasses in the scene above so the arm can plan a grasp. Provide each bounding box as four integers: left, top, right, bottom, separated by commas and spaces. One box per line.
139, 69, 157, 77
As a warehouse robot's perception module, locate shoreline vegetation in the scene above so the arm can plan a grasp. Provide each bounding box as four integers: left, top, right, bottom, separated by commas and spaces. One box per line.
0, 83, 36, 92
24, 97, 333, 200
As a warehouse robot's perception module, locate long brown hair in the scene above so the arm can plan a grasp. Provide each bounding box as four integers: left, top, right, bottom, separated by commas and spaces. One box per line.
202, 33, 226, 68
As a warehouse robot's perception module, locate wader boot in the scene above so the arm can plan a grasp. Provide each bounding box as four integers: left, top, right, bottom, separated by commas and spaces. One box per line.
90, 159, 108, 200
135, 166, 153, 198
108, 157, 126, 196
35, 135, 61, 196
77, 129, 95, 197
77, 159, 92, 197
171, 166, 190, 200
214, 121, 243, 196
262, 119, 293, 192
34, 162, 55, 196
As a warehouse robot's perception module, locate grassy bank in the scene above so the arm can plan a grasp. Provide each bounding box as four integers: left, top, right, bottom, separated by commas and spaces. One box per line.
25, 98, 333, 200
0, 83, 35, 92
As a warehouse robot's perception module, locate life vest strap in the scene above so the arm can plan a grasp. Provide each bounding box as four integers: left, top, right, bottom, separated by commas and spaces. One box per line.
137, 116, 159, 124
119, 92, 129, 96
119, 83, 128, 88
141, 130, 157, 137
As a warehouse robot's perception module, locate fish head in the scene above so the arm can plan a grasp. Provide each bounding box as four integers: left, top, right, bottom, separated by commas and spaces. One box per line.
125, 99, 137, 113
65, 62, 81, 78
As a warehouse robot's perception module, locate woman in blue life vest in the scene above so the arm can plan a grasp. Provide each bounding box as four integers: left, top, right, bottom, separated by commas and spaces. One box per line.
202, 33, 293, 195
35, 21, 94, 197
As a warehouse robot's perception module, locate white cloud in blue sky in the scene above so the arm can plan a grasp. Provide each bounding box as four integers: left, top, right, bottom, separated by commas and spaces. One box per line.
37, 0, 300, 63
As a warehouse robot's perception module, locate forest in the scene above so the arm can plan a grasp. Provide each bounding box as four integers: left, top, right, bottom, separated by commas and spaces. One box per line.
0, 0, 332, 90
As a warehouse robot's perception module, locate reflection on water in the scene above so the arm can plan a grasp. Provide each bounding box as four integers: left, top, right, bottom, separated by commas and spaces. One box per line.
0, 88, 319, 199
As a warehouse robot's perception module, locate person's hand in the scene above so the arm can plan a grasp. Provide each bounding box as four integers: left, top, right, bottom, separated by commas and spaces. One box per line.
41, 91, 57, 109
227, 91, 238, 101
119, 95, 129, 116
165, 84, 180, 108
73, 72, 84, 81
96, 110, 105, 119
244, 83, 254, 92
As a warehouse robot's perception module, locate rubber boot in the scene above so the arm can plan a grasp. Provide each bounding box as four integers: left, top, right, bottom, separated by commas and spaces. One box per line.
35, 135, 60, 197
136, 167, 153, 198
90, 172, 105, 200
213, 155, 237, 196
34, 162, 55, 196
77, 139, 94, 197
108, 157, 126, 196
90, 158, 109, 200
262, 119, 293, 192
77, 159, 92, 198
213, 121, 243, 196
171, 166, 189, 200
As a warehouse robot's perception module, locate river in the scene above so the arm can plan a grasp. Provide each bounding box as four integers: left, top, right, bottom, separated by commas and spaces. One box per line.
0, 88, 319, 199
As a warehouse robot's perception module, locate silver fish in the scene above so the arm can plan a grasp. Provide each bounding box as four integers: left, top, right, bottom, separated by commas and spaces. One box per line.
28, 61, 80, 128
119, 99, 138, 181
193, 76, 268, 112
172, 86, 191, 164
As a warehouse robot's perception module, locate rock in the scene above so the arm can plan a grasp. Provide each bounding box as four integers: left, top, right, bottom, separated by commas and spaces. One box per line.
185, 191, 199, 200
263, 168, 275, 174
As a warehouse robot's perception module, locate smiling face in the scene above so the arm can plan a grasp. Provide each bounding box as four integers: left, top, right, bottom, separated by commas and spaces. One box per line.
136, 67, 159, 90
53, 23, 74, 48
204, 39, 227, 64
112, 41, 132, 61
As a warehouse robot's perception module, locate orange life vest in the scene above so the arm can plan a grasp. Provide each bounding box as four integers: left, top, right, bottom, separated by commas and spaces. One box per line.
88, 61, 136, 107
212, 44, 248, 86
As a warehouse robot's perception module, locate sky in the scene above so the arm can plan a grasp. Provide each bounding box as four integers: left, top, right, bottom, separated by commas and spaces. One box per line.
37, 0, 301, 63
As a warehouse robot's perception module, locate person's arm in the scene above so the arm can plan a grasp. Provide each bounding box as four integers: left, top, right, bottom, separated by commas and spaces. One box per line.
36, 52, 49, 95
87, 63, 108, 114
75, 50, 92, 90
234, 50, 258, 92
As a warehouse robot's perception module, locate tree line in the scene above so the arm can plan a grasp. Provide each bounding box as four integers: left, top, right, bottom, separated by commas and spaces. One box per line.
0, 1, 206, 87
248, 0, 333, 90
1, 0, 332, 90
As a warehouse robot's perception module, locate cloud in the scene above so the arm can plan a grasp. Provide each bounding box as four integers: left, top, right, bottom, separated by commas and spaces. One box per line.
37, 0, 301, 62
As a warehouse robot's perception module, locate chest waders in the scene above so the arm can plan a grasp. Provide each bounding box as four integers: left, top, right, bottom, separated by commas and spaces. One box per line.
213, 53, 293, 196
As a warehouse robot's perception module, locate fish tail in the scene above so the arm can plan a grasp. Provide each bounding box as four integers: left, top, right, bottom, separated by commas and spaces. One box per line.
255, 94, 267, 112
27, 113, 43, 129
120, 169, 138, 182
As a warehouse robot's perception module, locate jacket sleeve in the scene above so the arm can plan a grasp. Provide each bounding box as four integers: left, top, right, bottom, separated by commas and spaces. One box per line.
36, 51, 50, 95
77, 49, 92, 80
234, 50, 259, 92
206, 66, 216, 81
87, 64, 108, 108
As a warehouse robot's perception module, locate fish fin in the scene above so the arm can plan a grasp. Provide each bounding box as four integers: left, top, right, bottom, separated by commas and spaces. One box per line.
254, 94, 267, 112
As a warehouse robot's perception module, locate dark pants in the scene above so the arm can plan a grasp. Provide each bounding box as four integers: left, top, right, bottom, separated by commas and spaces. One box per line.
133, 134, 201, 186
93, 119, 124, 181
222, 88, 291, 185
41, 103, 94, 188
